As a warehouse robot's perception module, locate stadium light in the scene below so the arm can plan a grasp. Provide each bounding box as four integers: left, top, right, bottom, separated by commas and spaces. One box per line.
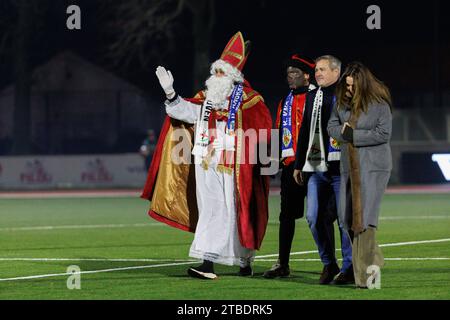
432, 154, 450, 181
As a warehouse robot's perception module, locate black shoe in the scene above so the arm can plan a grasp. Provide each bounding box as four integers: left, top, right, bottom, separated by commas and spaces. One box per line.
187, 266, 218, 280
333, 272, 355, 285
333, 268, 355, 285
263, 264, 290, 279
238, 265, 253, 277
187, 261, 217, 280
319, 263, 340, 285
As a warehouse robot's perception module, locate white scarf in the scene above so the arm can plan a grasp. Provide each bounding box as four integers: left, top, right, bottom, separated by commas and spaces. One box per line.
303, 88, 328, 172
192, 99, 214, 158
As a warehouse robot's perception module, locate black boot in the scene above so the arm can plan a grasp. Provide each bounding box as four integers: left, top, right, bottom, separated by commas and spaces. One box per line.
263, 218, 294, 279
263, 262, 290, 279
187, 260, 218, 280
333, 265, 355, 285
319, 262, 340, 285
238, 264, 253, 277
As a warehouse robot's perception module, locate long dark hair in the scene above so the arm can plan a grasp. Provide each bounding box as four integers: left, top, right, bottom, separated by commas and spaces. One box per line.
336, 62, 392, 113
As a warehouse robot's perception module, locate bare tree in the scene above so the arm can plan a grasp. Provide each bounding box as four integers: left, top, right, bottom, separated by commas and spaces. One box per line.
104, 0, 216, 92
0, 0, 50, 154
0, 0, 33, 154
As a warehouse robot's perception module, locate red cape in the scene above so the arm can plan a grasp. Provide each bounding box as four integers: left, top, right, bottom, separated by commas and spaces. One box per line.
141, 80, 272, 250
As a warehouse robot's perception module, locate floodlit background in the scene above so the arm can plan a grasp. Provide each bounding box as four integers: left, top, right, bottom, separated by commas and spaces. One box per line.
0, 0, 449, 300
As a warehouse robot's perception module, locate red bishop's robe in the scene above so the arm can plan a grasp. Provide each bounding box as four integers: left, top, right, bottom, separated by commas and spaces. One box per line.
141, 80, 272, 250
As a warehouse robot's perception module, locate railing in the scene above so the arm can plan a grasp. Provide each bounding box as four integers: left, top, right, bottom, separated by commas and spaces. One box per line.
0, 90, 165, 155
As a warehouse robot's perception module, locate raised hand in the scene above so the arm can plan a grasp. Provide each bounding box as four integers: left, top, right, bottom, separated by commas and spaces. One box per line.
155, 66, 175, 99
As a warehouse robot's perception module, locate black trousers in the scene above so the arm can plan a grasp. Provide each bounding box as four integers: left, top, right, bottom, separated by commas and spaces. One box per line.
278, 163, 307, 266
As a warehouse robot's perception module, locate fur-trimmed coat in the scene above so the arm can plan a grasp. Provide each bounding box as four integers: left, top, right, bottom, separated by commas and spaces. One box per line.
327, 102, 392, 232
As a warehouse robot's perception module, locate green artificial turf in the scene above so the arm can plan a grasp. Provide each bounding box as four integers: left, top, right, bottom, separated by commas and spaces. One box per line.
0, 194, 449, 300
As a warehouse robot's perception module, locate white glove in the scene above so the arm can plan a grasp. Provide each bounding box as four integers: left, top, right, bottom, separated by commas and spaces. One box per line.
155, 66, 175, 99
212, 131, 235, 152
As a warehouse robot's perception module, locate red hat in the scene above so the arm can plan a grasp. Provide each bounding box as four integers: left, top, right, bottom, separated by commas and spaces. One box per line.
220, 31, 250, 71
285, 54, 316, 76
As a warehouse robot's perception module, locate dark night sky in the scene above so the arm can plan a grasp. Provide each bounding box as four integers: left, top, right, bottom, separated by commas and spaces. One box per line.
211, 0, 450, 107
1, 0, 449, 109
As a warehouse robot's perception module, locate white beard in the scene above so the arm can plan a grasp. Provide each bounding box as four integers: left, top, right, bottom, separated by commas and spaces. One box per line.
205, 75, 235, 110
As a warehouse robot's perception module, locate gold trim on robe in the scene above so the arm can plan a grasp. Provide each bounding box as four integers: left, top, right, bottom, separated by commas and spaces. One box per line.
150, 122, 198, 230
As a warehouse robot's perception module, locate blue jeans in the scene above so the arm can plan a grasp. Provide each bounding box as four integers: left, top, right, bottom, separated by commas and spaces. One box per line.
306, 172, 352, 273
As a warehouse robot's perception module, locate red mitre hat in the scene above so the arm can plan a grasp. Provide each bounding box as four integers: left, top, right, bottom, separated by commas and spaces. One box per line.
220, 31, 250, 71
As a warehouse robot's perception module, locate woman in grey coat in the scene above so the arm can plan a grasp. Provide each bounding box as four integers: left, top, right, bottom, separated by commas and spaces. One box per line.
327, 62, 392, 288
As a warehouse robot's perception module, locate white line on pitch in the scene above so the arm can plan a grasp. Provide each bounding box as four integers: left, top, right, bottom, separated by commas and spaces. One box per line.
379, 216, 450, 220
266, 216, 450, 225
0, 192, 140, 199
1, 257, 449, 263
1, 238, 449, 261
0, 258, 190, 262
255, 238, 450, 258
0, 223, 163, 232
0, 256, 448, 282
0, 261, 197, 282
378, 238, 450, 247
3, 215, 449, 232
378, 257, 450, 261
1, 238, 449, 282
256, 257, 450, 262
256, 250, 318, 258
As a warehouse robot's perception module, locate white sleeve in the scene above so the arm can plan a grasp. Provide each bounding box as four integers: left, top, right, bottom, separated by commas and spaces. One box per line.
165, 95, 200, 124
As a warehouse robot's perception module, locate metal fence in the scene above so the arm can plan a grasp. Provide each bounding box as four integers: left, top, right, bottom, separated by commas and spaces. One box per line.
0, 90, 166, 155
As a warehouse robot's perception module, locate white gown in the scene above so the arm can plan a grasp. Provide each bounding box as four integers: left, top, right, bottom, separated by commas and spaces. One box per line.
165, 96, 255, 267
